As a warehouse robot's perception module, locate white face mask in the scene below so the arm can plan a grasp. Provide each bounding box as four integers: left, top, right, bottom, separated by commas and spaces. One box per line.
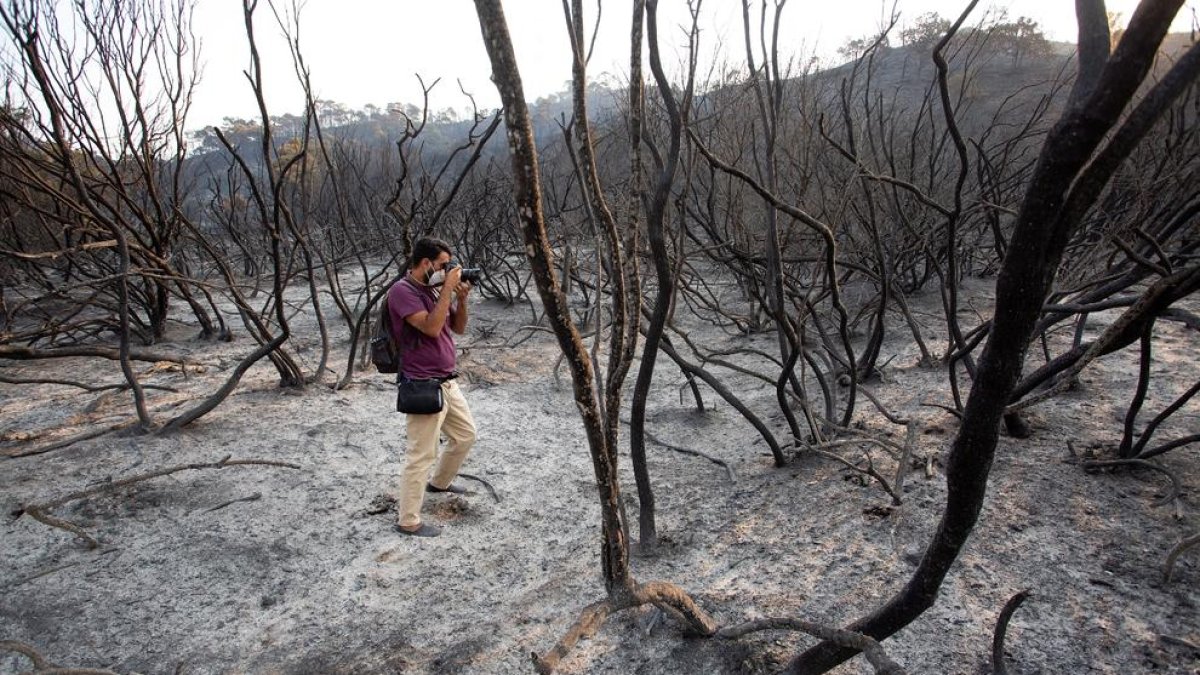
426, 268, 446, 286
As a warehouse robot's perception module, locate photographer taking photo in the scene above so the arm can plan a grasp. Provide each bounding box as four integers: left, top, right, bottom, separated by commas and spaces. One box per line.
387, 237, 477, 537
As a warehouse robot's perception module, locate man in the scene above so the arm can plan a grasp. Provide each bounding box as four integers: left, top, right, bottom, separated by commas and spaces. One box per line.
388, 237, 477, 537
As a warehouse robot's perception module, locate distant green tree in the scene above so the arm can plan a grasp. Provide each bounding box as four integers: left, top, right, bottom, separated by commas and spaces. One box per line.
899, 12, 952, 49
990, 16, 1051, 65
837, 32, 891, 62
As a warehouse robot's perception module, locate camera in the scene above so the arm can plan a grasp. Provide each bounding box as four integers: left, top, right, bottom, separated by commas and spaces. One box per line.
446, 260, 482, 284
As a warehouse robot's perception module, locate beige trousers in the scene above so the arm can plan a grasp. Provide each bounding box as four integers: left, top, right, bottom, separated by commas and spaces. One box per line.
397, 379, 477, 527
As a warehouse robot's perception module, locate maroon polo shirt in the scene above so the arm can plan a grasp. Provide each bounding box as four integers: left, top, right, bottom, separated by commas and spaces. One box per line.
387, 277, 458, 379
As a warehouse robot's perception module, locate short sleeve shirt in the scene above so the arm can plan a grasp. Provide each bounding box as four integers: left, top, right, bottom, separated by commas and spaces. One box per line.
387, 278, 458, 379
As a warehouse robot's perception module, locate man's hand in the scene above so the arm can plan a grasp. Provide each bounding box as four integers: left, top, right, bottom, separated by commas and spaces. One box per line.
454, 281, 472, 299
444, 264, 464, 288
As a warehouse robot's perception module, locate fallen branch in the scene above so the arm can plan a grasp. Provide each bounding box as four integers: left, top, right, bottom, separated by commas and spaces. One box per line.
0, 374, 177, 393
0, 344, 191, 365
4, 420, 141, 459
991, 589, 1032, 675
0, 239, 118, 260
1163, 531, 1200, 583
622, 418, 736, 483
716, 618, 906, 674
18, 456, 302, 548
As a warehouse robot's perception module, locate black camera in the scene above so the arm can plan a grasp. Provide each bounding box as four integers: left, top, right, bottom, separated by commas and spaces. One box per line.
446, 260, 482, 284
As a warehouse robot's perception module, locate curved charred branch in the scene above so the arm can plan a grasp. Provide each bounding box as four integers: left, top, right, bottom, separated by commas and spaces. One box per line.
785, 1, 1189, 671
991, 589, 1032, 675
1117, 322, 1155, 457
159, 333, 288, 431
18, 455, 301, 549
1139, 433, 1200, 460
211, 126, 304, 387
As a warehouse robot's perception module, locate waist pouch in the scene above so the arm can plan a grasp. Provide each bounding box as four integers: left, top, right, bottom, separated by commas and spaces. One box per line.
396, 377, 445, 415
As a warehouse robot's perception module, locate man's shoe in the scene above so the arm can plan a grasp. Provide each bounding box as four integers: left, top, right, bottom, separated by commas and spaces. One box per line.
426, 482, 468, 494
394, 523, 442, 537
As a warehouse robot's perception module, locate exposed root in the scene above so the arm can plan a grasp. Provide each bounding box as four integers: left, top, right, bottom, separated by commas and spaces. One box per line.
715, 618, 906, 674
991, 589, 1032, 675
532, 580, 717, 673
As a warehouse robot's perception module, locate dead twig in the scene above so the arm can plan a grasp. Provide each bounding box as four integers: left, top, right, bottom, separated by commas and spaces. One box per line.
813, 448, 902, 506
715, 618, 906, 674
1159, 634, 1200, 652
457, 472, 501, 502
919, 402, 963, 419
991, 589, 1032, 675
18, 456, 301, 548
1163, 532, 1200, 583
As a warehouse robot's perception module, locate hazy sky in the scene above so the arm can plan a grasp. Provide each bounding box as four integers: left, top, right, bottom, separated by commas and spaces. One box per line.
186, 0, 1197, 131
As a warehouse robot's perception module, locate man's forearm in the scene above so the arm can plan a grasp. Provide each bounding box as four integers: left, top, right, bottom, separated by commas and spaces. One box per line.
451, 296, 469, 334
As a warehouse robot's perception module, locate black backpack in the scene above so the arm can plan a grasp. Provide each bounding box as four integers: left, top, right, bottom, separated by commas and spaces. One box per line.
370, 284, 402, 375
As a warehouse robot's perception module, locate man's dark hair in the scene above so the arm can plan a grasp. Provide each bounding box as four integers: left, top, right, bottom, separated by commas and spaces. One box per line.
410, 237, 452, 267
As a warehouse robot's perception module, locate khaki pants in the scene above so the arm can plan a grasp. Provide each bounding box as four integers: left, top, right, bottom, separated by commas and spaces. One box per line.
397, 379, 476, 527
